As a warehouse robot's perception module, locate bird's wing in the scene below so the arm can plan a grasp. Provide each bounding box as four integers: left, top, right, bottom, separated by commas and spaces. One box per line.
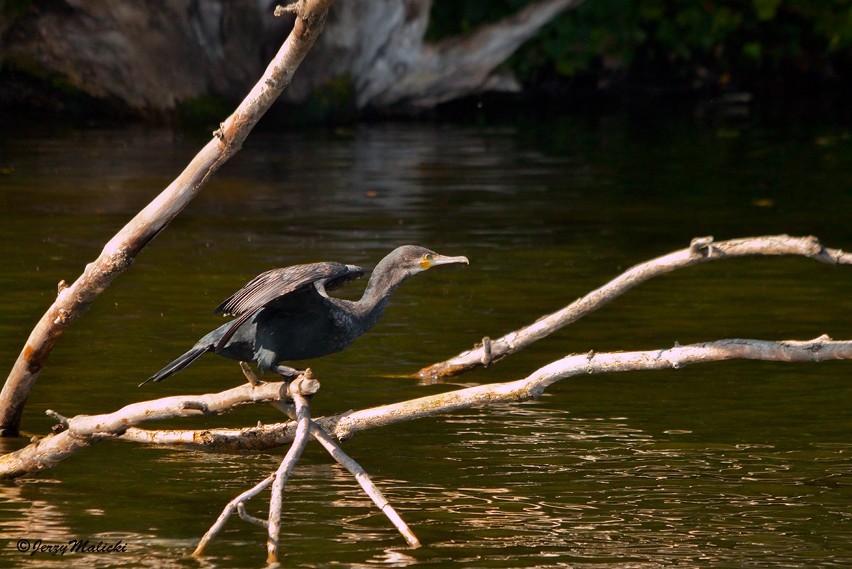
214, 261, 364, 317
323, 264, 365, 293
212, 261, 363, 354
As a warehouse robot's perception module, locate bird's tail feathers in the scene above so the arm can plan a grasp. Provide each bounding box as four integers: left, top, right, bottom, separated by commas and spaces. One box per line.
139, 345, 211, 386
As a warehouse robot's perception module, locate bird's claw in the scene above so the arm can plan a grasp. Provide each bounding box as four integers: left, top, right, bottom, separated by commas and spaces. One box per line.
273, 364, 304, 380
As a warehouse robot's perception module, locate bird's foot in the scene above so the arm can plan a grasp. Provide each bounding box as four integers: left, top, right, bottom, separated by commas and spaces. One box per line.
273, 364, 304, 380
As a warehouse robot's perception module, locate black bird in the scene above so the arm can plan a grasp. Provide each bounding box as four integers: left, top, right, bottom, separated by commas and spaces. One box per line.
142, 245, 468, 385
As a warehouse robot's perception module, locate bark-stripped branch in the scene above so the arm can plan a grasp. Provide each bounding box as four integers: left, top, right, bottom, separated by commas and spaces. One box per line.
0, 381, 291, 480
115, 335, 852, 453
192, 376, 419, 559
0, 0, 335, 437
193, 474, 275, 557
417, 235, 852, 381
2, 235, 849, 563
266, 384, 313, 564
3, 336, 848, 547
309, 423, 421, 548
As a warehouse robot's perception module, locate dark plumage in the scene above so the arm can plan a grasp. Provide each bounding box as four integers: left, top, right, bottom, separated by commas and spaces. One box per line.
142, 245, 468, 385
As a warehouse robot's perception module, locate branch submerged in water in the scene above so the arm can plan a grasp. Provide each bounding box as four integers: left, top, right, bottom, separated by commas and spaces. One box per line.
1, 234, 851, 563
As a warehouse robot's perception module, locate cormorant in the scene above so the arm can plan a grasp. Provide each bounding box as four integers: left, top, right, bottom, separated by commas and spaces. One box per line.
142, 245, 468, 385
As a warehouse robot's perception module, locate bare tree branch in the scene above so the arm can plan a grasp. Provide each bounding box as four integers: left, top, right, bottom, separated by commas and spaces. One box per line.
3, 233, 849, 562
194, 474, 275, 557
266, 381, 313, 564
192, 376, 420, 558
0, 232, 852, 563
310, 422, 421, 548
0, 0, 335, 437
0, 381, 291, 479
325, 336, 852, 438
417, 235, 852, 381
157, 337, 852, 559
113, 335, 852, 454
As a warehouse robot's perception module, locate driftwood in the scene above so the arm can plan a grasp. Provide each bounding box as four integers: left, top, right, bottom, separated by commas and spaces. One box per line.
108, 336, 852, 453
192, 377, 420, 561
3, 338, 850, 549
0, 0, 335, 437
2, 235, 850, 560
0, 372, 420, 556
315, 0, 586, 110
4, 335, 849, 553
3, 235, 849, 459
417, 235, 852, 381
0, 380, 291, 480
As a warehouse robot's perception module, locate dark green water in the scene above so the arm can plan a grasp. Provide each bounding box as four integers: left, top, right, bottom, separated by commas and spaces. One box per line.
0, 109, 850, 567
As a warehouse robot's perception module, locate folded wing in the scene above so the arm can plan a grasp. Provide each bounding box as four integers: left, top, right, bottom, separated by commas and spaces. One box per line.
213, 261, 364, 352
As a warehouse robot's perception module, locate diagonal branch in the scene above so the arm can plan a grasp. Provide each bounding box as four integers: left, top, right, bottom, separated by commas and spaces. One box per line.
310, 423, 421, 548
331, 336, 852, 439
416, 235, 852, 381
0, 0, 335, 437
193, 474, 275, 557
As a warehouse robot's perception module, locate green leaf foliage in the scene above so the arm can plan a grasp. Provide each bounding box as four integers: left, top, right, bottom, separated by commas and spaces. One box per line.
428, 0, 852, 91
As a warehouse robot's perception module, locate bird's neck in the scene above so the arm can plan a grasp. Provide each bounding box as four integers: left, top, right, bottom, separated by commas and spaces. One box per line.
354, 263, 409, 325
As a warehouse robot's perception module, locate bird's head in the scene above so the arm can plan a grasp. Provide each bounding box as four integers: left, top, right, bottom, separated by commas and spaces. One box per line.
367, 245, 468, 293
394, 245, 469, 275
359, 245, 469, 310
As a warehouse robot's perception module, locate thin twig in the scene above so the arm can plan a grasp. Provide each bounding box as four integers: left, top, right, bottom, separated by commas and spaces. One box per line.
193, 474, 275, 557
237, 503, 269, 528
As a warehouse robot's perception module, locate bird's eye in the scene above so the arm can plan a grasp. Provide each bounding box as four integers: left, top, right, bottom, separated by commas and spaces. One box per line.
419, 254, 433, 270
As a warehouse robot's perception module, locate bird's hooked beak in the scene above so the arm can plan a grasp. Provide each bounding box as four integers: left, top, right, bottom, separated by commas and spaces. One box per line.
420, 252, 470, 271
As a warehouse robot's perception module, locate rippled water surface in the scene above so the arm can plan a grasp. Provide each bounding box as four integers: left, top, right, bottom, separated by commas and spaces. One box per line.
0, 109, 850, 567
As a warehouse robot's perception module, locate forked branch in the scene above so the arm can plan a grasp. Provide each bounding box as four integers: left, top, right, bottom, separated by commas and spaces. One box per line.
2, 235, 849, 564
193, 376, 420, 560
266, 381, 313, 564
112, 335, 852, 455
